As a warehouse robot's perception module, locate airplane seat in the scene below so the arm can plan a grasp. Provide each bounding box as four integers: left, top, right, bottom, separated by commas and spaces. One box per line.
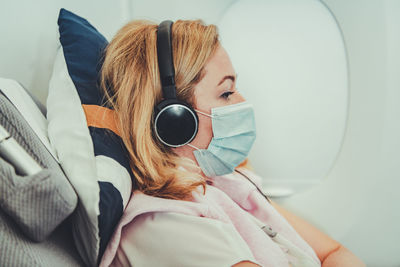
0, 78, 84, 266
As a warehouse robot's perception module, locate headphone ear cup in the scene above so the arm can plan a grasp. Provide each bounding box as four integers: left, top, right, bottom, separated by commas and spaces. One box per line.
154, 100, 198, 147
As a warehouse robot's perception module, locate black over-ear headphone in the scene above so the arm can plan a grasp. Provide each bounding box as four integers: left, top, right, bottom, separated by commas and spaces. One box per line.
154, 20, 199, 147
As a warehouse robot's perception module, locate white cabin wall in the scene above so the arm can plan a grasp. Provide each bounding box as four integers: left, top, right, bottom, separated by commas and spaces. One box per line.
128, 0, 236, 24
278, 1, 400, 266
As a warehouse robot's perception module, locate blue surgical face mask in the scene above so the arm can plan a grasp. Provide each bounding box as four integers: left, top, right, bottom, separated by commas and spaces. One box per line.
188, 101, 256, 177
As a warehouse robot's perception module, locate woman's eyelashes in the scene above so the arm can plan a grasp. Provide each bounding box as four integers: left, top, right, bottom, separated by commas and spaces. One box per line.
220, 91, 234, 99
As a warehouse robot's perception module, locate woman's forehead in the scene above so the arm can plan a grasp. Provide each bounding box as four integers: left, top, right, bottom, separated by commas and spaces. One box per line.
200, 46, 235, 88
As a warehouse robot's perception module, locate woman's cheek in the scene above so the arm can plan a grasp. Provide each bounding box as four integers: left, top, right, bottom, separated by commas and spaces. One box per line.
193, 115, 213, 149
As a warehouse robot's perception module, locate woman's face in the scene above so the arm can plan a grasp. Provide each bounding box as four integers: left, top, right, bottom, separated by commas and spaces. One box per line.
173, 45, 245, 162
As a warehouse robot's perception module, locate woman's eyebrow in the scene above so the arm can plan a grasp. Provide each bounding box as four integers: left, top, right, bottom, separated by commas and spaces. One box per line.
217, 75, 236, 86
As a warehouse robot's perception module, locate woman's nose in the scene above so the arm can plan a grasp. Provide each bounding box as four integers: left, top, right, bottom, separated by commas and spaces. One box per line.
235, 92, 246, 103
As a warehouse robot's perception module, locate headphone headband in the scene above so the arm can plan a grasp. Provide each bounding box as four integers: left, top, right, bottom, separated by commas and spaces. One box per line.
157, 20, 176, 99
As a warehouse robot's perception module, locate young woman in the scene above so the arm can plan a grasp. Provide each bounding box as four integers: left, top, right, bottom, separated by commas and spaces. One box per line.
99, 19, 365, 267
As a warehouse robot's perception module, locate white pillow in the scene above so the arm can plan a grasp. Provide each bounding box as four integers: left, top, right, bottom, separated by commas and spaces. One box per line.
47, 47, 132, 266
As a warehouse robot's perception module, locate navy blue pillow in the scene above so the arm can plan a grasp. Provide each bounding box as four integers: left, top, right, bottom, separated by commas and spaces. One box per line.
57, 8, 134, 264
58, 8, 108, 106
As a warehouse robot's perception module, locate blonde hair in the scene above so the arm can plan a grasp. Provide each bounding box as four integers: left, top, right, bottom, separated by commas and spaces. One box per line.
100, 20, 219, 200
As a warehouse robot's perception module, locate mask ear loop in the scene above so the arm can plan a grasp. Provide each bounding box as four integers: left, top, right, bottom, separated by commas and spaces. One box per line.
195, 109, 213, 118
187, 143, 200, 150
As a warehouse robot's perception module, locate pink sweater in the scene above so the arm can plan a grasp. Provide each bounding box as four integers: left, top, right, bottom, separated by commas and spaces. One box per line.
100, 169, 320, 266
